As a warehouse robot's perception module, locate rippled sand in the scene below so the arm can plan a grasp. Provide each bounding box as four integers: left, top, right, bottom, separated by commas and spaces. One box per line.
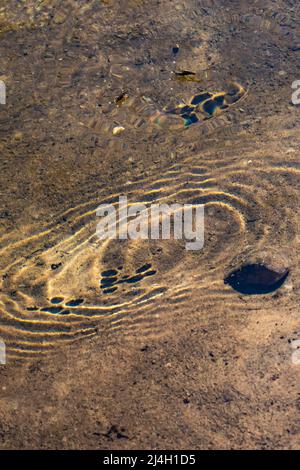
0, 0, 300, 449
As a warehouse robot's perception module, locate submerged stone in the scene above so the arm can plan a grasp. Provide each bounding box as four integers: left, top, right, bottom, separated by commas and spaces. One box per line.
65, 298, 84, 307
